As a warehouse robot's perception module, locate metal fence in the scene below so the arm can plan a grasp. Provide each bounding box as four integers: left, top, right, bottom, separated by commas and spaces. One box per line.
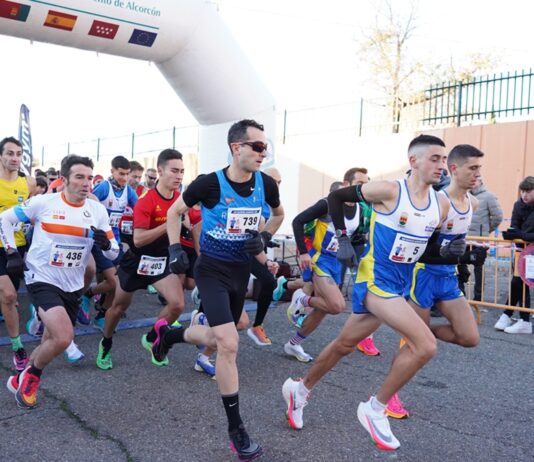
423, 69, 534, 127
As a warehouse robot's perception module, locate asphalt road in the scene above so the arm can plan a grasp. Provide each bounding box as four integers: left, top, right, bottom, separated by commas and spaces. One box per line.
1, 288, 533, 462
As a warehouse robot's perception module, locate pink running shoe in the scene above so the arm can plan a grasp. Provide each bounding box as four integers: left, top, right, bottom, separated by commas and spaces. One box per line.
356, 337, 381, 356
385, 393, 409, 419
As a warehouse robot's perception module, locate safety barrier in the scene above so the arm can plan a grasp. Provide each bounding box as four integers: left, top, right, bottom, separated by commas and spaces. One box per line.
464, 236, 534, 323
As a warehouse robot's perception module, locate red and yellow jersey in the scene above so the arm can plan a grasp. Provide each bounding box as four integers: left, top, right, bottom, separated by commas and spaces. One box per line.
132, 188, 179, 256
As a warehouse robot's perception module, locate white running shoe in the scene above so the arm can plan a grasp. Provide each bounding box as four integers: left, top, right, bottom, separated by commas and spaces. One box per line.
357, 399, 400, 450
284, 342, 313, 362
26, 304, 43, 337
282, 378, 308, 430
191, 287, 201, 309
287, 289, 309, 327
64, 341, 85, 364
494, 313, 512, 331
504, 319, 532, 334
190, 309, 209, 327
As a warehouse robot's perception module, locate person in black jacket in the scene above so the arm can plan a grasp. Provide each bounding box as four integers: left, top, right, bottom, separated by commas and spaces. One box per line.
495, 176, 534, 334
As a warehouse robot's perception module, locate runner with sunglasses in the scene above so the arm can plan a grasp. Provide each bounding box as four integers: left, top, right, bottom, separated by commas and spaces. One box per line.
152, 119, 284, 460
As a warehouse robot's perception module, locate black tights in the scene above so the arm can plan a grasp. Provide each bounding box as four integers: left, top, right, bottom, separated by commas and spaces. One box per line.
251, 258, 276, 327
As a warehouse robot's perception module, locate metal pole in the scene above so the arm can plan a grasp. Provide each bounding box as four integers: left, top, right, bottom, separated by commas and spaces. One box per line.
67, 142, 70, 154
358, 97, 364, 137
131, 133, 135, 159
282, 110, 287, 144
41, 146, 44, 166
456, 81, 463, 127
97, 138, 101, 162
172, 126, 176, 149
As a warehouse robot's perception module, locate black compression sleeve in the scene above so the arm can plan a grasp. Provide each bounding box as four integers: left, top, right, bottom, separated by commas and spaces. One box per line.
292, 199, 329, 254
418, 230, 458, 265
327, 186, 358, 230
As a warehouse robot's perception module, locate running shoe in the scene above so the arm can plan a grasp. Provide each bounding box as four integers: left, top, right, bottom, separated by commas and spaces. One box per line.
15, 367, 40, 409
151, 319, 170, 366
272, 276, 287, 302
13, 348, 29, 373
357, 398, 400, 450
282, 378, 308, 430
191, 286, 201, 308
171, 320, 182, 328
229, 426, 263, 461
385, 393, 409, 419
284, 342, 313, 362
194, 353, 216, 379
26, 304, 43, 337
356, 337, 381, 356
64, 341, 85, 364
6, 373, 19, 394
147, 284, 157, 294
287, 289, 309, 327
77, 295, 92, 325
247, 326, 272, 346
92, 310, 106, 332
494, 313, 512, 331
190, 309, 209, 327
96, 339, 113, 370
141, 334, 152, 352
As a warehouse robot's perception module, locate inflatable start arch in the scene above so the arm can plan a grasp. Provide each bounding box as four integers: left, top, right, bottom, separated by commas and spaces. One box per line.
0, 0, 276, 171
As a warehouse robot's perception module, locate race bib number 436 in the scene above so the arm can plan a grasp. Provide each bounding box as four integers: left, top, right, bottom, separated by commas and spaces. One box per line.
49, 243, 87, 268
389, 234, 427, 264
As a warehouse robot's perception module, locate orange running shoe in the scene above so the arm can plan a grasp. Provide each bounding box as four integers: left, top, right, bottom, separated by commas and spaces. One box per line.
247, 325, 272, 346
385, 393, 409, 419
15, 367, 40, 409
356, 337, 381, 356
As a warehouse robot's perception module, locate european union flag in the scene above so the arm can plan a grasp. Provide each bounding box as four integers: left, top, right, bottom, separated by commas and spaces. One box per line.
128, 28, 157, 47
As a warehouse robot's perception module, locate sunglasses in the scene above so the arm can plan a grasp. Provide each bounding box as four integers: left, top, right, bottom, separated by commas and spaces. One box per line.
239, 141, 268, 153
147, 176, 157, 181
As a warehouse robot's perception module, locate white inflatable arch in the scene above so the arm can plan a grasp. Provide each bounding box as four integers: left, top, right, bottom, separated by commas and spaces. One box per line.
0, 0, 276, 171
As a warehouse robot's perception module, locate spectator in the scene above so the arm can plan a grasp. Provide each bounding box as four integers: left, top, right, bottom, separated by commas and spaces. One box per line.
33, 176, 48, 195
46, 167, 58, 183
495, 176, 534, 334
144, 168, 157, 189
458, 176, 503, 300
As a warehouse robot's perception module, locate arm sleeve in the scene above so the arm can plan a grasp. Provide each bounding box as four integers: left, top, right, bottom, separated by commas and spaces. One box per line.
327, 186, 358, 230
418, 231, 462, 265
133, 195, 152, 229
183, 174, 216, 208
0, 196, 43, 249
262, 173, 281, 209
92, 181, 109, 202
95, 206, 120, 260
487, 194, 503, 232
292, 199, 328, 254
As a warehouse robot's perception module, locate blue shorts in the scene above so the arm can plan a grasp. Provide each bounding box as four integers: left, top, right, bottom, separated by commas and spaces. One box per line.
352, 272, 410, 314
92, 244, 124, 273
409, 266, 463, 308
310, 252, 342, 284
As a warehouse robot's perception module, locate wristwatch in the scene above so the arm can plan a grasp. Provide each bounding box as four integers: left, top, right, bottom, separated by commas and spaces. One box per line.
335, 229, 347, 238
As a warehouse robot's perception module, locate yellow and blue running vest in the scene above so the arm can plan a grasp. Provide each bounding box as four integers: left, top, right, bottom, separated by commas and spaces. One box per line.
0, 175, 29, 248
356, 179, 441, 293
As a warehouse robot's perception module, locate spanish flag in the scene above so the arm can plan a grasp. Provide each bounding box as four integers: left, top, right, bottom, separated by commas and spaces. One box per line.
43, 9, 76, 31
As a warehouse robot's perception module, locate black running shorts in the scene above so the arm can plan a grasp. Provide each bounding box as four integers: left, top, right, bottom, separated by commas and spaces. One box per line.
0, 246, 27, 290
194, 254, 251, 327
117, 249, 170, 293
27, 282, 83, 326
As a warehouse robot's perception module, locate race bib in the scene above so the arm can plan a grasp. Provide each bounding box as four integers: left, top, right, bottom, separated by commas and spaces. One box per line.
120, 220, 133, 235
49, 243, 87, 268
137, 255, 166, 276
226, 207, 261, 235
109, 212, 122, 227
325, 235, 339, 253
389, 234, 427, 264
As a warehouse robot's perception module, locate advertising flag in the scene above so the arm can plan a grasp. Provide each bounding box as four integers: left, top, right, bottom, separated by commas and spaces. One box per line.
88, 19, 119, 39
18, 104, 33, 176
0, 0, 30, 21
43, 10, 76, 31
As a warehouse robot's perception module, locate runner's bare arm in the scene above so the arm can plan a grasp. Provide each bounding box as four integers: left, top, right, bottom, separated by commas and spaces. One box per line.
263, 204, 284, 236
27, 176, 37, 197
0, 208, 21, 251
191, 220, 201, 256
166, 195, 189, 245
133, 223, 167, 248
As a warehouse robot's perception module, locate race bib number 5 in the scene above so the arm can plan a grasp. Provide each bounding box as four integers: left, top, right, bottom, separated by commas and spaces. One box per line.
49, 243, 87, 268
389, 234, 427, 264
137, 255, 167, 276
226, 207, 261, 235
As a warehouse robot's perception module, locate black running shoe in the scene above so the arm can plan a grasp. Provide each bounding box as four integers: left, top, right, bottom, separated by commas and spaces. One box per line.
229, 427, 263, 461
151, 319, 171, 366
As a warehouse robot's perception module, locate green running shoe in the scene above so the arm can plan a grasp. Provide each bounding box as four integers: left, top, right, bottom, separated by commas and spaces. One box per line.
96, 340, 113, 370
